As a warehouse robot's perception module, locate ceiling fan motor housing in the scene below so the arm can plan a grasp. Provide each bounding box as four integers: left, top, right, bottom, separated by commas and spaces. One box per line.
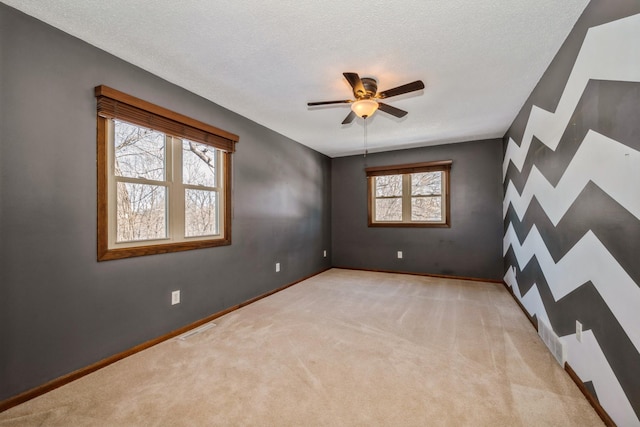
358, 77, 378, 99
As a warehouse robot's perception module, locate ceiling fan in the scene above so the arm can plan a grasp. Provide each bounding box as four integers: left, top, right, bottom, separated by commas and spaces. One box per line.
307, 72, 425, 124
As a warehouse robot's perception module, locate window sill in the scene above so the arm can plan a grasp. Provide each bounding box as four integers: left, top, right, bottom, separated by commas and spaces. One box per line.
368, 222, 450, 228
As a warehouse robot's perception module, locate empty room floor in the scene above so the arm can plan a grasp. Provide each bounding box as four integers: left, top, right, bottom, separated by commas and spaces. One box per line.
0, 269, 603, 426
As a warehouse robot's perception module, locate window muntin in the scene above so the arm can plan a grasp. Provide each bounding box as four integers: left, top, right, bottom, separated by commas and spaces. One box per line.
96, 85, 237, 261
366, 161, 451, 227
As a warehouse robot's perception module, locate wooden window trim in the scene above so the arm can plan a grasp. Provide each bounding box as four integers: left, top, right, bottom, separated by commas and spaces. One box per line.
365, 160, 452, 177
96, 86, 237, 261
366, 160, 451, 228
95, 85, 238, 152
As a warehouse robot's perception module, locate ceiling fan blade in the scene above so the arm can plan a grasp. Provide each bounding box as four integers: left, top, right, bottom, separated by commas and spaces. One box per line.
342, 111, 356, 124
343, 72, 366, 97
377, 80, 425, 99
377, 102, 408, 118
308, 100, 352, 106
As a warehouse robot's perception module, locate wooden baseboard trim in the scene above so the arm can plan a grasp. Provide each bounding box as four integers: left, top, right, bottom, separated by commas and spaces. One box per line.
501, 281, 616, 426
501, 281, 538, 330
565, 363, 616, 426
333, 266, 503, 284
0, 267, 330, 413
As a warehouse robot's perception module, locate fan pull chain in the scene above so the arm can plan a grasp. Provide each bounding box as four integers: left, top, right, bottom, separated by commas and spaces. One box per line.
363, 117, 368, 158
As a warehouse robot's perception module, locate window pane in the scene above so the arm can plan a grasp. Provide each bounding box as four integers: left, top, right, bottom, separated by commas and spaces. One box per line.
183, 140, 217, 187
185, 189, 218, 237
116, 183, 167, 242
114, 120, 165, 181
375, 175, 402, 197
411, 196, 442, 221
411, 172, 441, 196
375, 198, 402, 221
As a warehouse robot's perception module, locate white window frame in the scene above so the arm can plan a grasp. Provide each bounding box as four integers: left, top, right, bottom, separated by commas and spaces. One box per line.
106, 121, 225, 249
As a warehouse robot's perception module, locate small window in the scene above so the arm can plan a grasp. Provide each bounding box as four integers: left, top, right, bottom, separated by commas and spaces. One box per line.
366, 160, 451, 227
96, 86, 238, 260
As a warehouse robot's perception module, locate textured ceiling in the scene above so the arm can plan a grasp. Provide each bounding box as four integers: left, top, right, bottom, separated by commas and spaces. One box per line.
2, 0, 590, 157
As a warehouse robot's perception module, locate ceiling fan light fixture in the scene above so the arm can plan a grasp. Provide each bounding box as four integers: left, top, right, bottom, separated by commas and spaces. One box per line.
308, 72, 423, 124
351, 99, 378, 118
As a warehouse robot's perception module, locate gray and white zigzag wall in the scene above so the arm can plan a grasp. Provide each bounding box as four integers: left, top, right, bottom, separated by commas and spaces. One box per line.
502, 3, 640, 425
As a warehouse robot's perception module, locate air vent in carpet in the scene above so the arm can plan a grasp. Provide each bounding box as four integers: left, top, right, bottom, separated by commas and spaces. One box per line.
176, 323, 216, 341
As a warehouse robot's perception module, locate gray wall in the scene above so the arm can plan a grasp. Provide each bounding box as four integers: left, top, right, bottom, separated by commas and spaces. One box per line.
0, 5, 331, 401
332, 139, 503, 281
502, 1, 640, 425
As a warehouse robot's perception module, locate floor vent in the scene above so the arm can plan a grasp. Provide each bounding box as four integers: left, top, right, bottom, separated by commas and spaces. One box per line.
538, 319, 566, 366
176, 323, 216, 341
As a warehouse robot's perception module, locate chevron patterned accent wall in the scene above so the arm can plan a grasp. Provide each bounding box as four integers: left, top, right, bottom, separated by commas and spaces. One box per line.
502, 2, 640, 426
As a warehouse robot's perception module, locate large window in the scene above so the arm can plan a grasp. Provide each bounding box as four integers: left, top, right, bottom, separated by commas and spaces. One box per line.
96, 86, 238, 260
366, 160, 451, 227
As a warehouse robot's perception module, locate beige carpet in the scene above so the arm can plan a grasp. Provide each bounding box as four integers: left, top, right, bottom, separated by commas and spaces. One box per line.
0, 269, 603, 426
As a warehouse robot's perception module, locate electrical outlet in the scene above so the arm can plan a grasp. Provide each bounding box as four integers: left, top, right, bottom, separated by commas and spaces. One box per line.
576, 320, 582, 342
171, 290, 180, 305
323, 250, 327, 258
275, 262, 280, 272
397, 251, 403, 259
